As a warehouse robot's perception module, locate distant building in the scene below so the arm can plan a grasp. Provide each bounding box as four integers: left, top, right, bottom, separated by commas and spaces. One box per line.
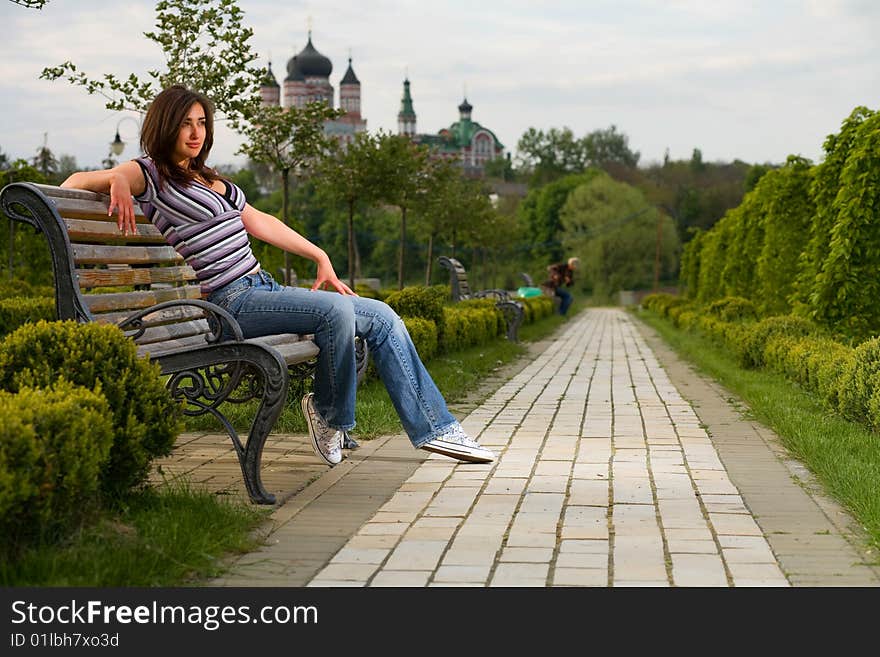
259, 31, 366, 145
397, 78, 505, 177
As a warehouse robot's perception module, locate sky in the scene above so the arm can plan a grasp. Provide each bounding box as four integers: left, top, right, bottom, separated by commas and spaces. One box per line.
1, 0, 878, 171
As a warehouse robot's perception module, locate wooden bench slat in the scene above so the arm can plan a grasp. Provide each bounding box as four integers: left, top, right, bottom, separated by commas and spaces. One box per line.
131, 319, 212, 345
248, 337, 319, 365
75, 265, 196, 289
65, 217, 165, 244
73, 243, 183, 266
83, 285, 201, 314
91, 303, 207, 327
136, 334, 209, 359
249, 333, 311, 347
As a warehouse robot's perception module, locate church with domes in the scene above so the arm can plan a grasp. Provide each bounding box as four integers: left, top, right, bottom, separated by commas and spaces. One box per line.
397, 78, 505, 177
259, 31, 504, 176
259, 31, 366, 145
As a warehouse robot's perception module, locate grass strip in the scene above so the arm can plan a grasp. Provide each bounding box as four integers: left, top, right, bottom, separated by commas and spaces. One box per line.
0, 481, 268, 586
637, 308, 880, 555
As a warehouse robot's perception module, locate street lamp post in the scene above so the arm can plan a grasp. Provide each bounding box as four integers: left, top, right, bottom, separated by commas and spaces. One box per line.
108, 116, 141, 162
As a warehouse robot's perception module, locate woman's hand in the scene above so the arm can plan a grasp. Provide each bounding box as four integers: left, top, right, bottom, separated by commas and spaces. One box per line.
108, 172, 137, 236
60, 161, 145, 237
312, 257, 357, 296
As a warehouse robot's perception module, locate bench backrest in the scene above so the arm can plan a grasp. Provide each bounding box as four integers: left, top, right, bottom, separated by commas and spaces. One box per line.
1, 182, 214, 354
436, 256, 473, 301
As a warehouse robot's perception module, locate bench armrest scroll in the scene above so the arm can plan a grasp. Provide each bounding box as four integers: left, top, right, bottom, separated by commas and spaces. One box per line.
116, 299, 244, 343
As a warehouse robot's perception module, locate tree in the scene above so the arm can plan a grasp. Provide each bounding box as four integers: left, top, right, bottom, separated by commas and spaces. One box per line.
515, 127, 588, 186
1, 160, 50, 282
40, 0, 263, 129
31, 133, 58, 180
411, 158, 470, 284
314, 132, 386, 287
582, 125, 640, 169
236, 102, 341, 285
8, 0, 50, 8
515, 125, 640, 186
517, 170, 602, 265
374, 134, 431, 289
559, 173, 679, 300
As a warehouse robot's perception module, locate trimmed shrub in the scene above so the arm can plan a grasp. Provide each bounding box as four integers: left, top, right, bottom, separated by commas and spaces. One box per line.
402, 316, 438, 362
0, 382, 113, 550
521, 296, 554, 323
705, 296, 758, 323
0, 296, 55, 338
837, 337, 880, 428
736, 315, 819, 369
385, 286, 447, 339
805, 339, 854, 410
441, 305, 502, 353
0, 321, 182, 497
0, 280, 54, 301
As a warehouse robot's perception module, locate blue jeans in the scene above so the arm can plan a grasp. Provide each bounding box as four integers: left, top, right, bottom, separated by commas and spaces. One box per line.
556, 287, 572, 315
207, 270, 458, 447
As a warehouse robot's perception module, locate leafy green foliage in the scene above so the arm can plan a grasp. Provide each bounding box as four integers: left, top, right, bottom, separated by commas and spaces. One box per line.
0, 382, 113, 552
0, 321, 182, 496
40, 0, 263, 129
754, 156, 814, 315
787, 106, 874, 317
516, 125, 640, 186
385, 285, 447, 339
559, 172, 679, 300
0, 297, 55, 338
808, 111, 880, 339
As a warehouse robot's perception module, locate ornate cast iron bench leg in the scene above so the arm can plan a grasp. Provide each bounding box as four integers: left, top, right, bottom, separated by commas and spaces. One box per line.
156, 342, 290, 505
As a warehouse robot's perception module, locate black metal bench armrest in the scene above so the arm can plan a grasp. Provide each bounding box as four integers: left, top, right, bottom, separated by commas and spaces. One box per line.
116, 299, 244, 343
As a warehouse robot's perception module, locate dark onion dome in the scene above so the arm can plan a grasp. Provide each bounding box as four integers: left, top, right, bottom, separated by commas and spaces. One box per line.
293, 33, 333, 78
262, 61, 279, 88
458, 97, 473, 113
285, 55, 305, 82
340, 57, 360, 85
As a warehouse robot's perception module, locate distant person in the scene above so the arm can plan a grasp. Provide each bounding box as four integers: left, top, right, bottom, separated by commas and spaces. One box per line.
544, 257, 580, 316
60, 84, 494, 467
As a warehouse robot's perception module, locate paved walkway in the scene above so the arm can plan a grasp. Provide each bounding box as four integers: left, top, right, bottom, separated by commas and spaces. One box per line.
153, 308, 880, 586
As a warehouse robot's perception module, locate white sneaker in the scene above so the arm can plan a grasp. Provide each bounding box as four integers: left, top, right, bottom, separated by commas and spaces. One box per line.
301, 393, 343, 466
420, 425, 495, 463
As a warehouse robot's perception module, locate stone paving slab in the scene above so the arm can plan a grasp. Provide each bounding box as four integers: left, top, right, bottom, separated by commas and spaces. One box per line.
155, 307, 880, 587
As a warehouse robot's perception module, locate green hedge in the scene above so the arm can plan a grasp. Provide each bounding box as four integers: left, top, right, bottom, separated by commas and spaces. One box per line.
385, 286, 447, 340
402, 316, 438, 361
441, 304, 503, 353
0, 321, 182, 497
0, 382, 113, 551
0, 296, 55, 338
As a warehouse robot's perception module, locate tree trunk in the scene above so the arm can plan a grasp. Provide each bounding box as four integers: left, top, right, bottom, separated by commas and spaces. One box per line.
347, 198, 356, 289
425, 233, 434, 286
397, 205, 407, 290
281, 168, 291, 285
8, 220, 14, 280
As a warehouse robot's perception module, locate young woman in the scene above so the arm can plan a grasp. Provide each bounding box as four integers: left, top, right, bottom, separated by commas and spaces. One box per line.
61, 84, 494, 467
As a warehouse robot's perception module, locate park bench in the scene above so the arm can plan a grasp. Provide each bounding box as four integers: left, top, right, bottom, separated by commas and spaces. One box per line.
437, 255, 524, 342
0, 182, 367, 505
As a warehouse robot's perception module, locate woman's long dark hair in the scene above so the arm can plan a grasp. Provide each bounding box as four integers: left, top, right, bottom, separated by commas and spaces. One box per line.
140, 84, 221, 188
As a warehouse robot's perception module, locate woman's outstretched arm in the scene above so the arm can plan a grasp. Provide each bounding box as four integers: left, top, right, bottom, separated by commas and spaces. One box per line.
240, 203, 356, 296
61, 160, 146, 236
